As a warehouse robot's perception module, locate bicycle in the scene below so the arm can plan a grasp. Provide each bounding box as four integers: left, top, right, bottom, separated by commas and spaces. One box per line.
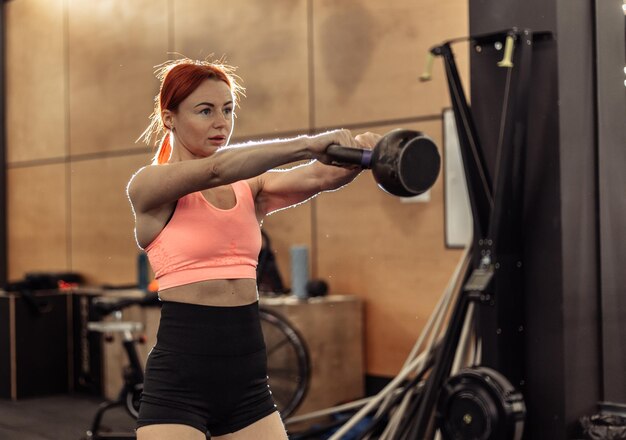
84, 292, 310, 439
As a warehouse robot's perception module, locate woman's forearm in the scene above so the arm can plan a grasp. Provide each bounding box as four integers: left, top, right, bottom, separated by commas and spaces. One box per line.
200, 136, 312, 187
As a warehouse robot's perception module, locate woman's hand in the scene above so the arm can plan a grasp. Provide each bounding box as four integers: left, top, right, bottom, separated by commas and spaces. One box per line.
305, 129, 381, 165
355, 131, 382, 150
307, 129, 356, 164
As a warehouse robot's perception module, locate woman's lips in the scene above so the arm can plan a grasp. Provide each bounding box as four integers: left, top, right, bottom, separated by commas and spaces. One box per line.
208, 136, 226, 146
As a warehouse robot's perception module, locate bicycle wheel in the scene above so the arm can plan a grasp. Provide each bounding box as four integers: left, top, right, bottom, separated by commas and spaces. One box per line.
125, 382, 143, 418
259, 308, 311, 418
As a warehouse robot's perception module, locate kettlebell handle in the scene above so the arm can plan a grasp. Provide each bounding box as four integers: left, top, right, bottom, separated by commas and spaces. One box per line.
326, 144, 374, 168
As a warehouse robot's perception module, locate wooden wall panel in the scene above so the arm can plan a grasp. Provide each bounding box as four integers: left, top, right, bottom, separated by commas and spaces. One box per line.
7, 164, 68, 280
5, 0, 66, 163
70, 153, 152, 285
173, 0, 310, 138
315, 120, 464, 376
67, 0, 169, 155
260, 201, 313, 291
312, 0, 469, 127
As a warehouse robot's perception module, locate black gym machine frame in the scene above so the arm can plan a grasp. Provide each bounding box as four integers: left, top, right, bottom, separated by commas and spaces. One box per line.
404, 28, 554, 440
412, 28, 536, 440
288, 28, 554, 440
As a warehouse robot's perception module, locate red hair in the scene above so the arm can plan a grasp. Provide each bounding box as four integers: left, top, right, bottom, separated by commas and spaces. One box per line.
138, 58, 244, 164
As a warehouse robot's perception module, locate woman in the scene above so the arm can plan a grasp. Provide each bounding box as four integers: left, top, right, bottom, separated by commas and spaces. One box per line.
127, 58, 379, 440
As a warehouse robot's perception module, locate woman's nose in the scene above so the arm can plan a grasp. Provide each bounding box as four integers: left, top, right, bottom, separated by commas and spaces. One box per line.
213, 112, 228, 128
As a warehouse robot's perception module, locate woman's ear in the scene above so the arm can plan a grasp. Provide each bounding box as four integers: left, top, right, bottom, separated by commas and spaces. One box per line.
161, 109, 174, 130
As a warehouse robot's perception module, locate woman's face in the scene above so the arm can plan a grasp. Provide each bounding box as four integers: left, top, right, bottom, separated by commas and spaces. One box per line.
167, 78, 234, 158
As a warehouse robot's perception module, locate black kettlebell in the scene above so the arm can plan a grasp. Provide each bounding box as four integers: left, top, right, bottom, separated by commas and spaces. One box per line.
326, 129, 441, 197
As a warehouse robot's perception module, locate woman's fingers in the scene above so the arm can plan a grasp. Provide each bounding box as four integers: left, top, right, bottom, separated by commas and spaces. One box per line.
355, 131, 382, 149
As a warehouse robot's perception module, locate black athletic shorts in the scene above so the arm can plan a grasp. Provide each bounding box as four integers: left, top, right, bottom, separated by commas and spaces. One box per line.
136, 300, 278, 436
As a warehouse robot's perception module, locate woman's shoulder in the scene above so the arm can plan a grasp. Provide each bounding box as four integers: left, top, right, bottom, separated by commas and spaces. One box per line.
127, 165, 154, 195
129, 162, 176, 187
126, 163, 169, 210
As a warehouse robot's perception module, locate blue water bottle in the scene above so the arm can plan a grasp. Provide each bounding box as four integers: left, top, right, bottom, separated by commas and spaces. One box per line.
290, 245, 309, 300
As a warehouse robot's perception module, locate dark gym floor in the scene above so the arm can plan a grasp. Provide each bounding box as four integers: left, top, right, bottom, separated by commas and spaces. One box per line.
0, 395, 333, 440
0, 393, 135, 440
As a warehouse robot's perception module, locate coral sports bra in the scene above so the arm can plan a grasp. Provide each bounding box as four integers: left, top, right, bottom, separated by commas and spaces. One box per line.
144, 180, 261, 290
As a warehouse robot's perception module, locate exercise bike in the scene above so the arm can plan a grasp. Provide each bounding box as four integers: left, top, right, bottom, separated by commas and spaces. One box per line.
84, 292, 159, 440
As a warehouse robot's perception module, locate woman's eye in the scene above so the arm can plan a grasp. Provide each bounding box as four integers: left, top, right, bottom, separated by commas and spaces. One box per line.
224, 108, 233, 115
200, 108, 212, 115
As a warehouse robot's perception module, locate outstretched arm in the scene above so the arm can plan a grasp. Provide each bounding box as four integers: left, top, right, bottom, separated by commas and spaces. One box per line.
253, 132, 382, 216
127, 130, 354, 215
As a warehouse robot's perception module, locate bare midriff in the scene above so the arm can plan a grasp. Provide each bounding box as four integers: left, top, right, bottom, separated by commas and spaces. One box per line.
157, 278, 259, 307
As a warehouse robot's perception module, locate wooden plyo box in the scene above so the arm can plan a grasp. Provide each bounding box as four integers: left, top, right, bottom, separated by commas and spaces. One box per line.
261, 295, 365, 416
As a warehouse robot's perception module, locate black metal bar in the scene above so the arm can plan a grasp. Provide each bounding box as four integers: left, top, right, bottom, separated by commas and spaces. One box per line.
487, 30, 532, 251
595, 0, 626, 405
123, 339, 144, 384
474, 31, 532, 390
437, 43, 493, 240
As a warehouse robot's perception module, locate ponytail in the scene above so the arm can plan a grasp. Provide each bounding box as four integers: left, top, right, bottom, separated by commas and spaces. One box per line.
155, 134, 172, 165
